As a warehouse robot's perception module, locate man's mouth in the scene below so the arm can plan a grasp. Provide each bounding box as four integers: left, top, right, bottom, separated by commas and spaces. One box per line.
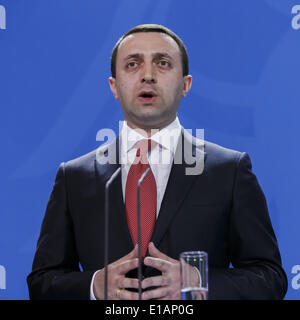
138, 91, 157, 104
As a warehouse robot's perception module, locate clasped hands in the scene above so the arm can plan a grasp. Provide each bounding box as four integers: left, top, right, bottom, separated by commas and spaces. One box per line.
93, 242, 193, 300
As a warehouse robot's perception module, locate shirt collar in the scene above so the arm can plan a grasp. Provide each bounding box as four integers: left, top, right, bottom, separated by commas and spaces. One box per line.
120, 117, 182, 155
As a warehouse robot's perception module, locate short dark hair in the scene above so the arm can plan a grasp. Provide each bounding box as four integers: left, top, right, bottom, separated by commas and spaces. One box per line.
110, 24, 189, 78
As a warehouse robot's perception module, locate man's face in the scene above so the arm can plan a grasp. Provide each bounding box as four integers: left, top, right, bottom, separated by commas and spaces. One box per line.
109, 32, 192, 131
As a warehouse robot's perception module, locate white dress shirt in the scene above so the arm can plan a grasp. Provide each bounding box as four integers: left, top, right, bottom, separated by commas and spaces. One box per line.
120, 117, 182, 216
90, 117, 182, 300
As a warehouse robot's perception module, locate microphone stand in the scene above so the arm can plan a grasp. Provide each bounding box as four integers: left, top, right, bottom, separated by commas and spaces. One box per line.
137, 167, 151, 300
104, 167, 121, 300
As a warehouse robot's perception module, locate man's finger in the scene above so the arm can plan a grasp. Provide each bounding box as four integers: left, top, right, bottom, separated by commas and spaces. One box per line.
124, 244, 139, 259
142, 275, 171, 289
118, 277, 139, 289
116, 245, 138, 264
143, 257, 171, 273
142, 286, 169, 300
115, 288, 139, 300
116, 258, 139, 275
128, 244, 138, 258
148, 242, 175, 262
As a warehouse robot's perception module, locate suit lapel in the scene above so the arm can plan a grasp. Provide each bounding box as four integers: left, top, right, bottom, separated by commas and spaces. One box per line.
151, 129, 206, 247
94, 137, 133, 259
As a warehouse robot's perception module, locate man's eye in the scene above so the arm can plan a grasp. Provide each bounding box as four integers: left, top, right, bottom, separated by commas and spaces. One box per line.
159, 60, 170, 67
127, 61, 138, 68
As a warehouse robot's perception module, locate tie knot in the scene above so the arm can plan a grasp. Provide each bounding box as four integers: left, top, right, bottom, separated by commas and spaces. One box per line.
135, 139, 155, 163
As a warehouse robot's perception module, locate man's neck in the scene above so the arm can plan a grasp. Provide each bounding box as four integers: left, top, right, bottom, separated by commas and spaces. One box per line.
126, 117, 177, 137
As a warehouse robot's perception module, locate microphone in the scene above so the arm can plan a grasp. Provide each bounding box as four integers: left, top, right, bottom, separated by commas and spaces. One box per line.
137, 167, 151, 300
104, 167, 121, 300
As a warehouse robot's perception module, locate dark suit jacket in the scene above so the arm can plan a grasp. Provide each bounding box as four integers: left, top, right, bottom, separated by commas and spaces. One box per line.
27, 131, 287, 299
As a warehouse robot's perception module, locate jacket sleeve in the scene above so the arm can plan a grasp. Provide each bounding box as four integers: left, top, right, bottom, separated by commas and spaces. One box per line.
27, 163, 95, 300
209, 153, 287, 300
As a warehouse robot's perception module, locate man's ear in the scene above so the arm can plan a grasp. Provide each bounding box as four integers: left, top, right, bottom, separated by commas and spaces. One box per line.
182, 75, 192, 97
109, 77, 119, 99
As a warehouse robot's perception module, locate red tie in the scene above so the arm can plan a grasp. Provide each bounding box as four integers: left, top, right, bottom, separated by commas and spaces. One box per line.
125, 139, 157, 258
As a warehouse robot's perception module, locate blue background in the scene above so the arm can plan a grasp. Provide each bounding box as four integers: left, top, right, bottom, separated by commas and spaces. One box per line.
0, 0, 299, 300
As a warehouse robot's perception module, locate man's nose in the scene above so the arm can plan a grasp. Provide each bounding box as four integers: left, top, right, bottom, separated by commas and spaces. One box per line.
141, 63, 156, 83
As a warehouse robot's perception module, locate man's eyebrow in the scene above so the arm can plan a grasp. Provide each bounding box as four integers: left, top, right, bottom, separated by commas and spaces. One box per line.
153, 52, 174, 60
123, 52, 174, 61
123, 53, 143, 61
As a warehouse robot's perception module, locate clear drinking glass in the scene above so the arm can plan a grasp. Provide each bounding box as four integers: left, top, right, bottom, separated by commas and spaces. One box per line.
180, 251, 208, 300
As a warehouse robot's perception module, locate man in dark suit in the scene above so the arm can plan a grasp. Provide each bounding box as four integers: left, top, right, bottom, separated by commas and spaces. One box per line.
27, 24, 287, 300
